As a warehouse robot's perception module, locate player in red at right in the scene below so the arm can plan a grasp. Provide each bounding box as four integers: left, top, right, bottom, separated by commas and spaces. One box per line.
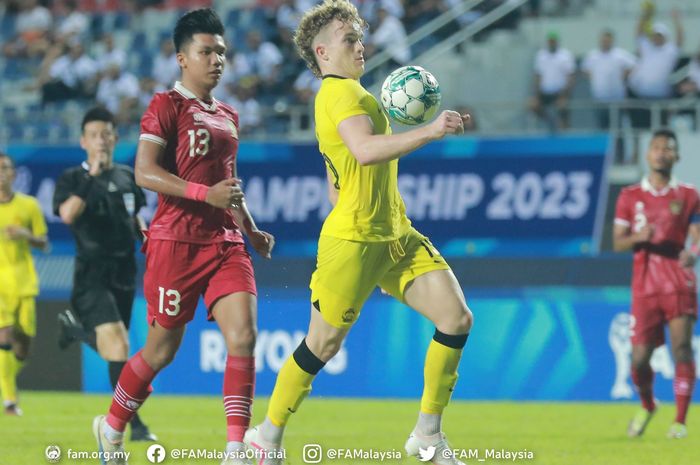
92, 9, 274, 465
614, 128, 700, 439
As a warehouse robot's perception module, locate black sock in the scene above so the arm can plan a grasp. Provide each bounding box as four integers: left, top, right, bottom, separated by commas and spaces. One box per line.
108, 361, 145, 428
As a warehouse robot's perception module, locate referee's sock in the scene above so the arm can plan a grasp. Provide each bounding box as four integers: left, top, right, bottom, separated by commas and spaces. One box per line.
264, 338, 325, 443
0, 344, 17, 405
108, 361, 146, 429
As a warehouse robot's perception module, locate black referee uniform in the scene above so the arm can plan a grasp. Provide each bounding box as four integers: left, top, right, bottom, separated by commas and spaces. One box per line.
53, 161, 146, 332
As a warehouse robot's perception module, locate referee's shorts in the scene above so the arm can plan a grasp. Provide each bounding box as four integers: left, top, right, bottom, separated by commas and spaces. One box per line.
71, 256, 137, 332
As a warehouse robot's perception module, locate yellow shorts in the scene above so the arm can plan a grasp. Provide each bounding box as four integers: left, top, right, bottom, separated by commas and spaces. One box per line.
310, 227, 450, 329
0, 293, 36, 337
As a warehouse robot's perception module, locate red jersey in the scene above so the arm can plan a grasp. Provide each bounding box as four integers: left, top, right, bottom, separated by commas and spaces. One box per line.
615, 177, 700, 296
140, 81, 243, 244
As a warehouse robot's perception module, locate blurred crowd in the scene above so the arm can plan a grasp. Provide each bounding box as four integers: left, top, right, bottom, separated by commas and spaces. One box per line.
1, 0, 653, 141
529, 2, 700, 132
0, 0, 494, 138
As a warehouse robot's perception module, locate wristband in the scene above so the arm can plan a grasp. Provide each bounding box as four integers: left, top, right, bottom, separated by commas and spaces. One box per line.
73, 176, 95, 199
691, 243, 700, 257
184, 182, 209, 202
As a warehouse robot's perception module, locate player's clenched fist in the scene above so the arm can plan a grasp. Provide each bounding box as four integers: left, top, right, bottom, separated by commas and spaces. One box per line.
634, 224, 654, 243
428, 110, 469, 139
248, 229, 275, 259
205, 178, 244, 209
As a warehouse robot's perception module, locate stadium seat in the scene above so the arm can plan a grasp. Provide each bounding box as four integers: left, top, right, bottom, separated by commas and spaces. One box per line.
0, 13, 16, 41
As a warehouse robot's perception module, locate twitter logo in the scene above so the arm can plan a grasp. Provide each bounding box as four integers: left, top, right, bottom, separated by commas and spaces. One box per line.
418, 446, 436, 462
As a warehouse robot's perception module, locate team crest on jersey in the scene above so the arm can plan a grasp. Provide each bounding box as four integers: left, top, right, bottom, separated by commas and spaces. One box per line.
123, 192, 135, 216
669, 200, 682, 215
193, 113, 206, 125
342, 308, 356, 323
227, 119, 239, 140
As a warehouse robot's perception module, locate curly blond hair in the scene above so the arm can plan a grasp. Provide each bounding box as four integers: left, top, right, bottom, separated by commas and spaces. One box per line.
293, 0, 367, 78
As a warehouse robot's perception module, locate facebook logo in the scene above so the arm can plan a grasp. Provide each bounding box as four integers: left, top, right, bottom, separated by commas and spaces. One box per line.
146, 444, 166, 463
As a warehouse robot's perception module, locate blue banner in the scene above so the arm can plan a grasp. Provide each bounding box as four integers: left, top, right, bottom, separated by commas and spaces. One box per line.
10, 134, 610, 256
83, 286, 700, 402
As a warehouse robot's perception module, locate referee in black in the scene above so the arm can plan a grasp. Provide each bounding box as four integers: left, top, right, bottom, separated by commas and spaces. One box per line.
52, 107, 155, 441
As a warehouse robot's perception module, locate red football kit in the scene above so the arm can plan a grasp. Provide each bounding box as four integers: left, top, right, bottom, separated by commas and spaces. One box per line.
615, 177, 700, 346
139, 81, 256, 328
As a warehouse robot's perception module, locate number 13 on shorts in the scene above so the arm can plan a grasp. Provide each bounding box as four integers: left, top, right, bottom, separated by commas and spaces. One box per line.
158, 287, 181, 316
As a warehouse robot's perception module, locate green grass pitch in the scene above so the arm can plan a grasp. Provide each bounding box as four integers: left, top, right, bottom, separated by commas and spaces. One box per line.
0, 392, 696, 465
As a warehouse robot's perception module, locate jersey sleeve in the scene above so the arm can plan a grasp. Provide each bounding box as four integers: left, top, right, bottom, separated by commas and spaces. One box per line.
326, 80, 371, 127
614, 189, 633, 228
52, 170, 74, 216
140, 92, 177, 148
691, 188, 700, 224
29, 197, 48, 237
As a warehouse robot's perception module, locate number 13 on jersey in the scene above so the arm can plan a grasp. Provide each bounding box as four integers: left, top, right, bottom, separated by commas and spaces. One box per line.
187, 129, 210, 157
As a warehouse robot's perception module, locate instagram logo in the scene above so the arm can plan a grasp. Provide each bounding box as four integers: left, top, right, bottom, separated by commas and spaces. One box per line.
303, 444, 323, 463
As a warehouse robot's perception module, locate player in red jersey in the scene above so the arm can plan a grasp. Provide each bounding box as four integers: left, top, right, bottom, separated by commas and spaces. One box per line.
92, 9, 274, 465
614, 128, 700, 439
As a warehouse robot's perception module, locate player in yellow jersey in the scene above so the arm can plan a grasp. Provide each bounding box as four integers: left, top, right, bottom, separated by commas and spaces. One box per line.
245, 2, 471, 464
0, 152, 49, 416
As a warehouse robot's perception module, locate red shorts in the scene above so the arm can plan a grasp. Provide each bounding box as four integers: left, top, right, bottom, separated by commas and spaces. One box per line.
630, 292, 698, 347
143, 239, 257, 329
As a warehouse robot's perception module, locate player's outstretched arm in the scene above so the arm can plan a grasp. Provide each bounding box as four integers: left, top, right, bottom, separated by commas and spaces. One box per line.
338, 110, 468, 166
135, 139, 243, 209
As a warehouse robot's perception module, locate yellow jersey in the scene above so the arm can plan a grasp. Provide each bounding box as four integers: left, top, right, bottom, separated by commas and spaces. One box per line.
0, 193, 47, 296
315, 76, 411, 241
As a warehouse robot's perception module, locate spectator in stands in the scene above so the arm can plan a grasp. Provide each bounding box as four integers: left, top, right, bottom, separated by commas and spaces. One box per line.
404, 0, 448, 33
677, 47, 700, 98
273, 25, 304, 94
55, 0, 89, 42
355, 0, 405, 24
243, 30, 283, 93
216, 79, 262, 135
677, 47, 700, 129
41, 40, 98, 105
366, 5, 411, 70
151, 37, 180, 89
293, 68, 321, 130
582, 29, 636, 129
528, 31, 575, 131
96, 61, 140, 125
97, 34, 127, 73
2, 0, 53, 59
276, 0, 304, 33
293, 68, 321, 105
137, 77, 166, 116
627, 8, 683, 128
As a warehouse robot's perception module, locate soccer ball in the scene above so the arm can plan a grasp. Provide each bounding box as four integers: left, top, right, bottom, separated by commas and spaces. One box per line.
380, 65, 441, 125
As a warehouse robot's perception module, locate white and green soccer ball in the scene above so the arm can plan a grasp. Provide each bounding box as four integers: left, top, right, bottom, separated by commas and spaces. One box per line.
380, 65, 441, 125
